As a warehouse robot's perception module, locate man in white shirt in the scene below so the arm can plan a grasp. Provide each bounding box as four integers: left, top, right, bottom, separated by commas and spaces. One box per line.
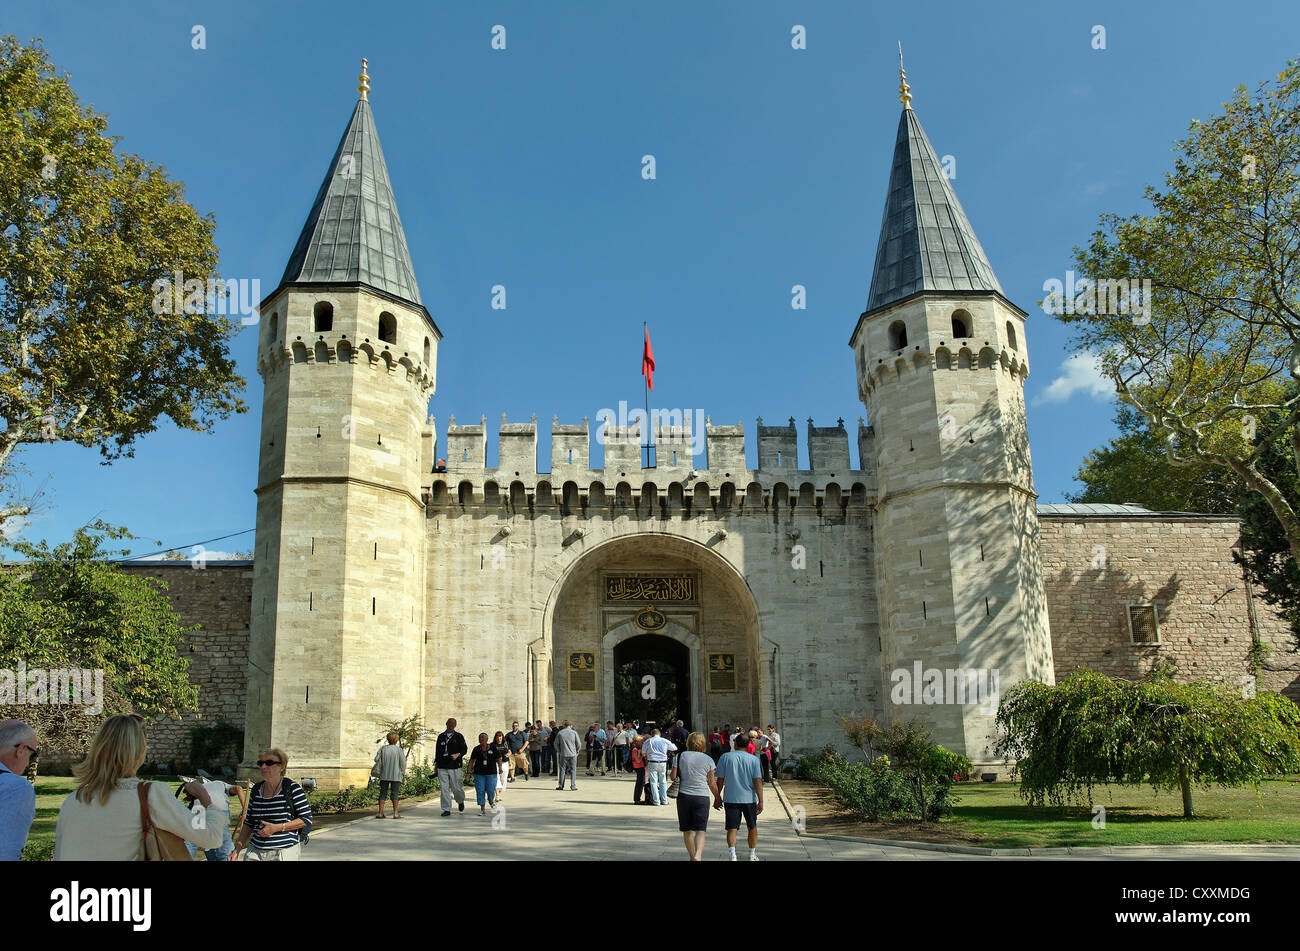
640, 729, 677, 805
613, 722, 632, 773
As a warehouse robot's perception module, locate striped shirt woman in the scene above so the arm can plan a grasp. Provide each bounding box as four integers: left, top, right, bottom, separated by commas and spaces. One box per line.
232, 748, 312, 861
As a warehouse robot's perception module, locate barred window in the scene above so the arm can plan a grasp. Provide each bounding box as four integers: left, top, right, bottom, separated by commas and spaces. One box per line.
1126, 604, 1160, 645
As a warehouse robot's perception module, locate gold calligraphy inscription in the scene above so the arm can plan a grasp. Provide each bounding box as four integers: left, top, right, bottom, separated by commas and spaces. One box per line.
605, 575, 697, 603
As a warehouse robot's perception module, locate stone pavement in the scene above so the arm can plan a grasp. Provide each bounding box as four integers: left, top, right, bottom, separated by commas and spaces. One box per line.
302, 770, 1300, 861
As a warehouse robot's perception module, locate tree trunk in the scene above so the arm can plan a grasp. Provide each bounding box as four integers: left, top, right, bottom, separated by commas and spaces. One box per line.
1179, 764, 1194, 819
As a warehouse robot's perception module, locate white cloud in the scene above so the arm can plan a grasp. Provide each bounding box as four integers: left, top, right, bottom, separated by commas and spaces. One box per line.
0, 513, 28, 541
1034, 352, 1114, 405
132, 548, 249, 562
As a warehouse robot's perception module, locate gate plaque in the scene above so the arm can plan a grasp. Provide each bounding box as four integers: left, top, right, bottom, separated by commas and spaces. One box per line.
567, 651, 596, 693
707, 652, 737, 692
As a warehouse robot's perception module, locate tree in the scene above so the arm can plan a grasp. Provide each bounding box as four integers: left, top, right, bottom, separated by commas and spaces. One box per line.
1056, 60, 1300, 569
376, 714, 437, 766
0, 520, 201, 773
835, 712, 884, 761
875, 718, 955, 823
1232, 395, 1300, 644
0, 37, 246, 528
995, 669, 1300, 818
1068, 404, 1238, 513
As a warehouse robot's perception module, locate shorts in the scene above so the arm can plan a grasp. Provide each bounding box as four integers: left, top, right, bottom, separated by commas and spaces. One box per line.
379, 780, 402, 800
676, 793, 710, 832
724, 802, 758, 831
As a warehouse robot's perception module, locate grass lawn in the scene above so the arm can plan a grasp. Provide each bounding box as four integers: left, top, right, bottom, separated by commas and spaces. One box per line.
780, 776, 1300, 848
22, 775, 441, 860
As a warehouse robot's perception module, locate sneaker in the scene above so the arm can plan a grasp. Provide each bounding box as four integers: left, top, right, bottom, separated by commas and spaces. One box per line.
729, 852, 737, 861
441, 811, 451, 817
556, 785, 564, 790
749, 853, 760, 861
458, 802, 465, 813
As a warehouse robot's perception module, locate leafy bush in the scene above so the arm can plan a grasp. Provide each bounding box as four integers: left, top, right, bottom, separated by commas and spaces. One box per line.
927, 745, 973, 783
305, 760, 441, 814
802, 735, 957, 823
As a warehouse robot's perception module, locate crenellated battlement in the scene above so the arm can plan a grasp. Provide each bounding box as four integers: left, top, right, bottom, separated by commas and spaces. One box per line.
258, 332, 436, 392
424, 413, 876, 512
861, 342, 1027, 399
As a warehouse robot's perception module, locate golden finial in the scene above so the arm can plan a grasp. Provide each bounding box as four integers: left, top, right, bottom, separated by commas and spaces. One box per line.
898, 42, 912, 109
358, 58, 370, 101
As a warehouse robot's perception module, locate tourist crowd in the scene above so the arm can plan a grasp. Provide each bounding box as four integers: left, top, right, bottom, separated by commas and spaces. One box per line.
0, 713, 781, 861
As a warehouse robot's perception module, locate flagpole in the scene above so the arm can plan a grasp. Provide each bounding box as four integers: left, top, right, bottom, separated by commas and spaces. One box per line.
643, 321, 652, 468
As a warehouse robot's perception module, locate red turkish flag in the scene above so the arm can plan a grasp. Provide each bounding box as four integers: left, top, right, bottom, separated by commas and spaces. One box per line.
642, 326, 655, 391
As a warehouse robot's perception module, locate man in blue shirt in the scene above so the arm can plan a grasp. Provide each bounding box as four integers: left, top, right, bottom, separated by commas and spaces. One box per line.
713, 733, 764, 861
0, 719, 38, 861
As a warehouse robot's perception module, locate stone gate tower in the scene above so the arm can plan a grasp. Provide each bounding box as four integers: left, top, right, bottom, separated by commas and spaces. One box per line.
849, 65, 1054, 764
242, 62, 441, 787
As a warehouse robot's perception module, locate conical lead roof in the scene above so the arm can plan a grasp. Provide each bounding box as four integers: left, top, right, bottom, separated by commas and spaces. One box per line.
278, 96, 422, 306
865, 106, 1003, 314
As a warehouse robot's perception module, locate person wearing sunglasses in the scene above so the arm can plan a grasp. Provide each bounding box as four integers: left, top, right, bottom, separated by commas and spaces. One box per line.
230, 748, 312, 861
0, 719, 39, 861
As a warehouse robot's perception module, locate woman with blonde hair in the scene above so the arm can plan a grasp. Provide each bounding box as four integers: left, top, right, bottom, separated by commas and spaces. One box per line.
230, 747, 312, 860
54, 714, 223, 860
670, 732, 721, 861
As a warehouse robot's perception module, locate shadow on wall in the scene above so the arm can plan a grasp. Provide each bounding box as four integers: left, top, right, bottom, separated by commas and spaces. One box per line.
1047, 570, 1187, 683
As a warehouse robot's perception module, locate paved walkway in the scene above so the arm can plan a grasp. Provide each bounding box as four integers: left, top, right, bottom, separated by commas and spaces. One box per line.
303, 770, 1300, 861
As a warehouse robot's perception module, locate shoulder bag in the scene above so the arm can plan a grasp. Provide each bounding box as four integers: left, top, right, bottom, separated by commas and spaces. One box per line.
137, 782, 194, 861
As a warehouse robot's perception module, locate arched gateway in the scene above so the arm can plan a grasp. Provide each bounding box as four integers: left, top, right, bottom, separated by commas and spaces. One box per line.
542, 534, 763, 733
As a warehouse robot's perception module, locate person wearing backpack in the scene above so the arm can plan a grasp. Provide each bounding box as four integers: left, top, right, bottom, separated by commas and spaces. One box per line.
229, 747, 312, 861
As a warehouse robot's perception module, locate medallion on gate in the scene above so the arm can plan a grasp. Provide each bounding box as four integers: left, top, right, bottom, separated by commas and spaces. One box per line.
635, 607, 667, 631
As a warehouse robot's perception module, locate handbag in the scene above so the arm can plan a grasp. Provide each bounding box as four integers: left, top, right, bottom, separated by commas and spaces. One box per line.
667, 756, 681, 799
137, 782, 194, 861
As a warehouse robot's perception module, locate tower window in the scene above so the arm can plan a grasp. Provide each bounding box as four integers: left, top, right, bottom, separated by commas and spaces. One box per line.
379, 311, 397, 345
888, 320, 908, 351
951, 310, 971, 338
267, 312, 278, 345
424, 336, 431, 364
1007, 321, 1018, 351
313, 301, 333, 333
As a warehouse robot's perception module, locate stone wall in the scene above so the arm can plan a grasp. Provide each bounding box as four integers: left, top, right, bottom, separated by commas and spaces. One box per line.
1038, 514, 1300, 701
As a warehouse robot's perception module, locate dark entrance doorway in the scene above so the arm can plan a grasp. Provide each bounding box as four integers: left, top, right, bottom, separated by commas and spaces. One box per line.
614, 634, 691, 731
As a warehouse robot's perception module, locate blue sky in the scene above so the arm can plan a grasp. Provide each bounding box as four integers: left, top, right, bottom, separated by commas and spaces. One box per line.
5, 0, 1298, 558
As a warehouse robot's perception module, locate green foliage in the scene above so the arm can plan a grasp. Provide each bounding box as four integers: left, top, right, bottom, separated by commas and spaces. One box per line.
803, 738, 956, 823
0, 521, 200, 765
188, 720, 244, 772
996, 669, 1300, 818
876, 719, 959, 821
927, 745, 974, 783
1068, 405, 1239, 513
376, 714, 436, 767
306, 762, 441, 815
615, 658, 678, 726
0, 36, 245, 495
835, 713, 884, 760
